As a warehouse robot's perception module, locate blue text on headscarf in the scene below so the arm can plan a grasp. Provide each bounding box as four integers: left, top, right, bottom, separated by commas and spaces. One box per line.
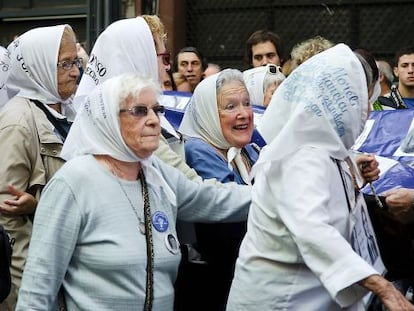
317, 68, 358, 137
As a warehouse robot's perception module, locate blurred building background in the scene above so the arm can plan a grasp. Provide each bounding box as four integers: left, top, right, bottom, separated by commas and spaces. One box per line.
0, 0, 413, 70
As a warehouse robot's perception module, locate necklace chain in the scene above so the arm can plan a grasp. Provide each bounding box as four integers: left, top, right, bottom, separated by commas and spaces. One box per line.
103, 156, 146, 234
112, 165, 154, 311
115, 177, 146, 235
105, 156, 131, 180
101, 156, 154, 310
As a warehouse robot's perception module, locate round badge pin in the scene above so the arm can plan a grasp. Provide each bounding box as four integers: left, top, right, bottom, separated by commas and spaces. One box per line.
152, 211, 169, 232
164, 233, 180, 255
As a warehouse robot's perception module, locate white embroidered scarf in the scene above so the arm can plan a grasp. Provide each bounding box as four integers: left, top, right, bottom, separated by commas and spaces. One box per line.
254, 44, 370, 182
72, 16, 177, 137
6, 25, 76, 119
0, 46, 17, 108
73, 17, 158, 111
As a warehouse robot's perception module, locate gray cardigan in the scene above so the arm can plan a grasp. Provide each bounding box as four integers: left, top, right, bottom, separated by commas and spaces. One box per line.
16, 154, 250, 310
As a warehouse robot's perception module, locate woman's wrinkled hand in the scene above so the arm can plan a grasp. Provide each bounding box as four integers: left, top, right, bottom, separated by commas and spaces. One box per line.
356, 153, 380, 183
361, 274, 414, 311
0, 184, 37, 215
383, 188, 414, 223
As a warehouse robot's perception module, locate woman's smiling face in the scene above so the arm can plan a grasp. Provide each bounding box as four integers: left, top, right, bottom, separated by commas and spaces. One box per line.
217, 80, 254, 148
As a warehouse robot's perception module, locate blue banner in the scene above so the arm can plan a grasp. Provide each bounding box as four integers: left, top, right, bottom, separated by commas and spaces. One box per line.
357, 110, 414, 163
355, 110, 414, 193
161, 93, 414, 193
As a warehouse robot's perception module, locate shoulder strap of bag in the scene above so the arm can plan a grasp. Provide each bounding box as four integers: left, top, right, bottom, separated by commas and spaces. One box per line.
336, 160, 352, 212
249, 142, 261, 155
31, 100, 71, 140
390, 85, 408, 109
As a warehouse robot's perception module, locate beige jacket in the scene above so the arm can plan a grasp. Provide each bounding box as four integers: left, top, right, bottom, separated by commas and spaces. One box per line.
0, 97, 65, 310
154, 135, 201, 182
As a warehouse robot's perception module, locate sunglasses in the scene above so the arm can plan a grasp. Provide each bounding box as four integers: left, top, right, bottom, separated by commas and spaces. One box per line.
120, 104, 165, 117
157, 52, 171, 66
267, 64, 282, 74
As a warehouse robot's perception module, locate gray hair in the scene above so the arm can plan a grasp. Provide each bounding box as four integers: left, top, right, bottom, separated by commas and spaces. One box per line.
60, 24, 76, 48
117, 74, 161, 109
354, 52, 374, 90
376, 60, 394, 86
216, 68, 245, 96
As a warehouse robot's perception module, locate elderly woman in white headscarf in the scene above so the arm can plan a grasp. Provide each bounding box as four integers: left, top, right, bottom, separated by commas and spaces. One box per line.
74, 15, 200, 181
74, 17, 158, 109
0, 24, 80, 310
227, 44, 413, 310
243, 63, 285, 107
16, 73, 251, 311
178, 68, 258, 310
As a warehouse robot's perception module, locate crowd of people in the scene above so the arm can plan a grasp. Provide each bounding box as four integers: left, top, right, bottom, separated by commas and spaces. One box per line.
1, 12, 414, 311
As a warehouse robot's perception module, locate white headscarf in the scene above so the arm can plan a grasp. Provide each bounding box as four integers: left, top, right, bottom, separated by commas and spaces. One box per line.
7, 25, 69, 105
243, 64, 285, 106
0, 46, 17, 108
255, 44, 368, 176
72, 17, 177, 137
73, 17, 158, 111
61, 74, 175, 204
179, 71, 251, 184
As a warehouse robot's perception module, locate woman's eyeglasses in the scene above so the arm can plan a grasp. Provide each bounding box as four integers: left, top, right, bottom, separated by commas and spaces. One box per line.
120, 104, 165, 117
157, 52, 171, 66
57, 58, 83, 71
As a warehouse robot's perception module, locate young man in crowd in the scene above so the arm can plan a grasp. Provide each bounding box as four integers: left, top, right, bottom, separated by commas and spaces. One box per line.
393, 46, 414, 108
245, 29, 284, 68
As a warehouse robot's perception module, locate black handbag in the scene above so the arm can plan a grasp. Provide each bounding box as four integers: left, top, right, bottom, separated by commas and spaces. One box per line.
0, 225, 12, 303
364, 194, 414, 281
